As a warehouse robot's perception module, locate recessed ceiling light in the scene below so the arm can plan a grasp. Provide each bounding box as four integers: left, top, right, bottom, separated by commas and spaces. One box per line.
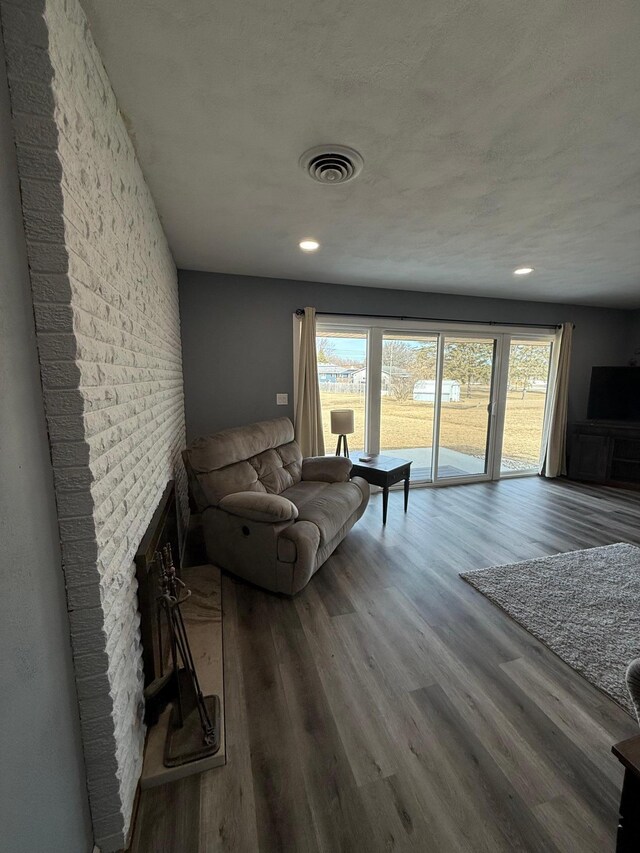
514, 267, 534, 275
299, 240, 320, 252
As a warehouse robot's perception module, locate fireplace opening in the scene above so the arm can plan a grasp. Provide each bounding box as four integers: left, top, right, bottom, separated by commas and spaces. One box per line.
135, 481, 181, 724
134, 481, 222, 772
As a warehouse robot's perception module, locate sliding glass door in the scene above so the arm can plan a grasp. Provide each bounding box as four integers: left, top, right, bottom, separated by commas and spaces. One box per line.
379, 334, 438, 479
501, 339, 553, 473
314, 319, 554, 486
434, 336, 497, 482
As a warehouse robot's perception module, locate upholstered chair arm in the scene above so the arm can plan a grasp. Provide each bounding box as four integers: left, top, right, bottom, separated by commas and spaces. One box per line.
302, 455, 353, 483
626, 658, 640, 726
218, 491, 298, 524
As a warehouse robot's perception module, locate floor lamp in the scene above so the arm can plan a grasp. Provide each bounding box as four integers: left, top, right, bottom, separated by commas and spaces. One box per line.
331, 409, 355, 457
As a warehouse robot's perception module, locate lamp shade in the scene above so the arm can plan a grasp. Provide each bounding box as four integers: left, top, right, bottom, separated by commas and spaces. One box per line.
330, 409, 355, 435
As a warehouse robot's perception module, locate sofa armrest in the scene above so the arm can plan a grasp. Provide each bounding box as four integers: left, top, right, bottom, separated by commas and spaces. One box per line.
182, 450, 210, 513
277, 521, 322, 594
302, 455, 353, 483
218, 491, 298, 523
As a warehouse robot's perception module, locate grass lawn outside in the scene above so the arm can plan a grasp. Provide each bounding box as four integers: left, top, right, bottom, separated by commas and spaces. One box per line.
319, 387, 547, 470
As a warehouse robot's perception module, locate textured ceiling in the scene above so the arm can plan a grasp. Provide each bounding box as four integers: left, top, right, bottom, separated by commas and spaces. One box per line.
82, 0, 640, 306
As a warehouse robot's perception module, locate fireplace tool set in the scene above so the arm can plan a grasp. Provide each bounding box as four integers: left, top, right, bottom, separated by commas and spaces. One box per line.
155, 544, 220, 766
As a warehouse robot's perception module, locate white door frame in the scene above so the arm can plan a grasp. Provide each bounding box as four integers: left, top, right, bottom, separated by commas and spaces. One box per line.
493, 332, 556, 478
366, 327, 383, 455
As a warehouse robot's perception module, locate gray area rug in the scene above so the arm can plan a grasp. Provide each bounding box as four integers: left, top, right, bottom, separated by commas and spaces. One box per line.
460, 543, 640, 715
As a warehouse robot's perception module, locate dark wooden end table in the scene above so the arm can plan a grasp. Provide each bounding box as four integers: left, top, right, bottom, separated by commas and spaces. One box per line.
612, 735, 640, 851
349, 453, 412, 525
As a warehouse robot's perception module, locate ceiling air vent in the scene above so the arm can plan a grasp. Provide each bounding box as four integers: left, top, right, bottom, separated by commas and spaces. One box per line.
299, 145, 364, 184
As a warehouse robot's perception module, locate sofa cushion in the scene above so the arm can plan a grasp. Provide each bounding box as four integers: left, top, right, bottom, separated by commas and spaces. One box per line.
188, 417, 295, 471
277, 440, 303, 484
279, 480, 328, 510
196, 460, 267, 507
302, 455, 352, 483
185, 419, 303, 507
281, 480, 363, 545
249, 445, 301, 494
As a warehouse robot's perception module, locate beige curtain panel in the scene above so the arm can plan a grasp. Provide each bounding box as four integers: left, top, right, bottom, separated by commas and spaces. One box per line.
294, 307, 325, 457
539, 321, 573, 478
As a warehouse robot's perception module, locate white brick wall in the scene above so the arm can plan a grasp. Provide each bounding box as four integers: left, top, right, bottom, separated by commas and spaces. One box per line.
1, 0, 187, 848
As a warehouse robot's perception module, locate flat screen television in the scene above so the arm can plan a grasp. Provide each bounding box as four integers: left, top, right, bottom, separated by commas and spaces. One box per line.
587, 367, 640, 421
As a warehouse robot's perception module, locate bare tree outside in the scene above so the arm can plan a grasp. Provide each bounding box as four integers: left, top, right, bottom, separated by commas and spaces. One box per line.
316, 337, 337, 364
382, 339, 415, 370
388, 375, 415, 401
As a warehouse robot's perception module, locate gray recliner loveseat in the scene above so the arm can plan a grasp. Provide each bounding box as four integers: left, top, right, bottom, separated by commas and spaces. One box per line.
182, 417, 370, 594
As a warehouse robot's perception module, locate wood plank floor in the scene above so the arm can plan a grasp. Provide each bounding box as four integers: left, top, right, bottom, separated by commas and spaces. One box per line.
128, 477, 640, 853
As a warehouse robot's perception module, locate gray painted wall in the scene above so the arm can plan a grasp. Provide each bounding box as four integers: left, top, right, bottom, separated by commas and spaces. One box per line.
179, 270, 635, 441
0, 39, 92, 853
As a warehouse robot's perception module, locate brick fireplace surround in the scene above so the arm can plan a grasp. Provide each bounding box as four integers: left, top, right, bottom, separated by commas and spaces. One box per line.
1, 0, 188, 848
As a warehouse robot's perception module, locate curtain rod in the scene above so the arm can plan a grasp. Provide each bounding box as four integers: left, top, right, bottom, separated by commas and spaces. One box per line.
295, 308, 568, 330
